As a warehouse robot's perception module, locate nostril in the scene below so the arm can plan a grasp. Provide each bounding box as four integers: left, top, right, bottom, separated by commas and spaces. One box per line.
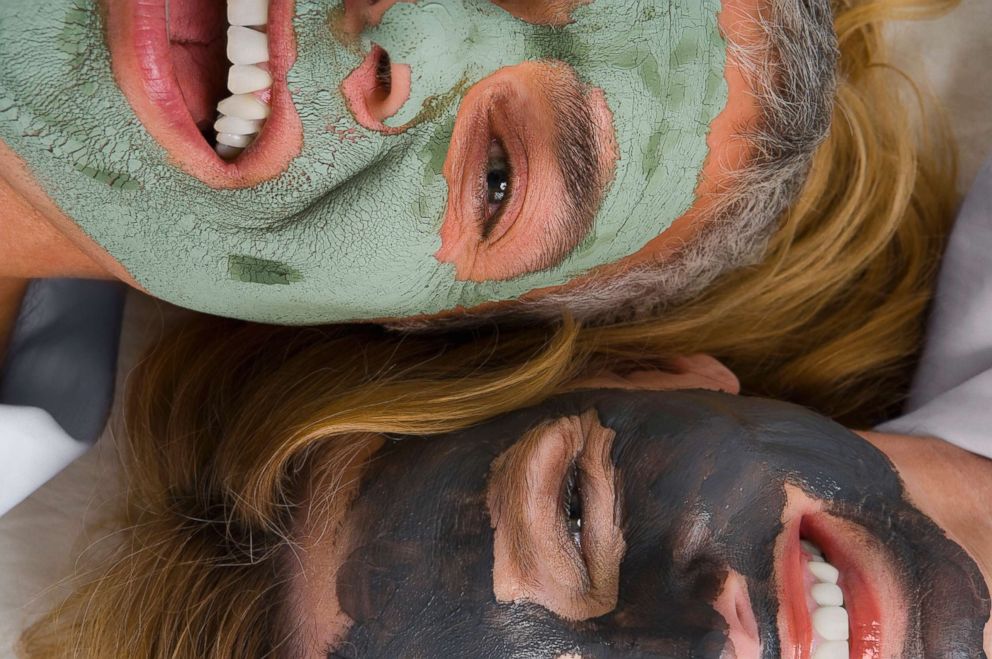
367, 45, 407, 122
341, 44, 412, 131
373, 49, 392, 99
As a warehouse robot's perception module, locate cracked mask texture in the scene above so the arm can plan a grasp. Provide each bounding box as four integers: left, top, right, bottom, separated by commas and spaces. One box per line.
332, 390, 988, 657
0, 0, 726, 323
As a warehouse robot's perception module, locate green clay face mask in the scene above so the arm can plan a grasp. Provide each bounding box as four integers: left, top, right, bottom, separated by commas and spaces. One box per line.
0, 0, 727, 324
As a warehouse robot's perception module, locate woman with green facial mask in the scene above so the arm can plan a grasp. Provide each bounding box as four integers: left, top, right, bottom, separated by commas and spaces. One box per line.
1, 0, 726, 322
0, 0, 960, 396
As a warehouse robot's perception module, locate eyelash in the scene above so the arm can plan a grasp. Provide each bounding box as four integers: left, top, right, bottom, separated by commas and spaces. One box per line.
562, 460, 583, 549
480, 138, 512, 240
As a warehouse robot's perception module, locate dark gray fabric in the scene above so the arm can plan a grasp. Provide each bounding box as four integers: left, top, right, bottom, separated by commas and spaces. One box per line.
0, 279, 125, 445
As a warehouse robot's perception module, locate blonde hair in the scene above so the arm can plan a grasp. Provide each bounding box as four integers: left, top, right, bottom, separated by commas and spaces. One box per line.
22, 0, 960, 655
580, 0, 960, 424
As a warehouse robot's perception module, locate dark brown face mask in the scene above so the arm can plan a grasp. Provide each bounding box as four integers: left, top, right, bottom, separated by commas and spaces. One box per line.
331, 390, 989, 658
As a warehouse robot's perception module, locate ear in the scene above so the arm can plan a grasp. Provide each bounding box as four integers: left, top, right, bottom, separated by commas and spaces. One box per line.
570, 354, 740, 395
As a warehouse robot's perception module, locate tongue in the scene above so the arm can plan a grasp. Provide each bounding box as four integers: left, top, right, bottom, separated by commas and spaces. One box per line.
169, 0, 228, 132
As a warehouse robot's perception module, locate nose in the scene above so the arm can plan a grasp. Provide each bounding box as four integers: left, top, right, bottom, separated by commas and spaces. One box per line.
363, 1, 478, 127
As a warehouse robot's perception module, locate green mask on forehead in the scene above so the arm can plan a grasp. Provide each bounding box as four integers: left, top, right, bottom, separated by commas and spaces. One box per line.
0, 0, 726, 324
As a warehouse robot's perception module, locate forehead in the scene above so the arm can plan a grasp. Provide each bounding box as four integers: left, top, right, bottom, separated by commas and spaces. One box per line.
364, 390, 850, 476
362, 389, 901, 508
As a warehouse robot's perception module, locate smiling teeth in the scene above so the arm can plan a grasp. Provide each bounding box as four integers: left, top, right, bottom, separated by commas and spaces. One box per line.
228, 65, 272, 94
214, 1, 272, 160
228, 0, 268, 28
803, 539, 850, 659
228, 26, 268, 65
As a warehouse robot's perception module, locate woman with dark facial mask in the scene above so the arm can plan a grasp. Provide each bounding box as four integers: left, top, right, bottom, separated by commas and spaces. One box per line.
305, 386, 991, 658
16, 306, 992, 658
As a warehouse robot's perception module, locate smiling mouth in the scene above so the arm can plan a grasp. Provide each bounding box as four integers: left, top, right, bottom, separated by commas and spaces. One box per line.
106, 0, 302, 187
778, 515, 897, 659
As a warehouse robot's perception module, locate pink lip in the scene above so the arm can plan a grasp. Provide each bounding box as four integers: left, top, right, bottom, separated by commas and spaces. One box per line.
778, 513, 899, 658
105, 0, 303, 188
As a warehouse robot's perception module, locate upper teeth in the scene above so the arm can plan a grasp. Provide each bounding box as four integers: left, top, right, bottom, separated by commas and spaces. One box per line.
227, 26, 268, 65
229, 0, 268, 26
802, 539, 850, 659
215, 0, 272, 160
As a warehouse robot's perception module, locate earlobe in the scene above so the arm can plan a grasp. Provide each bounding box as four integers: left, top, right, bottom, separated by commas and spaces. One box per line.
666, 354, 741, 395
568, 354, 740, 395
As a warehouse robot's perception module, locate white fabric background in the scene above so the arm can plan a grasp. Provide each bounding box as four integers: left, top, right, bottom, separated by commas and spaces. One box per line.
1, 4, 991, 654
0, 407, 87, 516
878, 154, 992, 455
0, 293, 182, 656
887, 0, 992, 191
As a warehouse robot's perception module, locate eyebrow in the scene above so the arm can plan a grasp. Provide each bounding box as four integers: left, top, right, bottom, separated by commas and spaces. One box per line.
554, 87, 603, 227
535, 79, 607, 269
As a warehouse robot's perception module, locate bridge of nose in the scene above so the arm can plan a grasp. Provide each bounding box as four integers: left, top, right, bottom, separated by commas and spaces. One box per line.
364, 0, 543, 127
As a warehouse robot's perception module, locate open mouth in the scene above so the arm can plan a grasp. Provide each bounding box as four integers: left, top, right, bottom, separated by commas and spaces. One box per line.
779, 514, 899, 659
106, 0, 301, 187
